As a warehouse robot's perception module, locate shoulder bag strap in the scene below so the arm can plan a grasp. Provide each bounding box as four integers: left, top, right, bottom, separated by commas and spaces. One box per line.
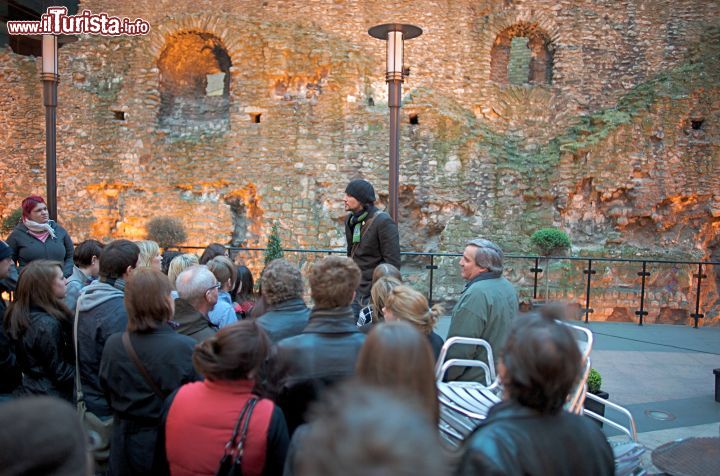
74, 294, 85, 403
121, 332, 167, 400
233, 398, 259, 464
216, 398, 257, 475
222, 398, 256, 456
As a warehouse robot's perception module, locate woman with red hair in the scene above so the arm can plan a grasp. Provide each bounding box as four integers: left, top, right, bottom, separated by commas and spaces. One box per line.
5, 195, 74, 279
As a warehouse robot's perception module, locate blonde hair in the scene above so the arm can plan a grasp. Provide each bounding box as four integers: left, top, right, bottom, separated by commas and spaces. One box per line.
384, 285, 443, 335
135, 240, 160, 268
167, 253, 199, 289
370, 276, 402, 324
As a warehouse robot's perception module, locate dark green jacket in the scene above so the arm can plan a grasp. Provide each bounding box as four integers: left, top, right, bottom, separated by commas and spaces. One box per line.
446, 271, 518, 382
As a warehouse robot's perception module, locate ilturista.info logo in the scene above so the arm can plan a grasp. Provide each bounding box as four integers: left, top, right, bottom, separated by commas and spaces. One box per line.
7, 7, 150, 36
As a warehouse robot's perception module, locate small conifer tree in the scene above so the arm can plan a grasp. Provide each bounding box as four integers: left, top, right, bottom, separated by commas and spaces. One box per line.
264, 223, 284, 265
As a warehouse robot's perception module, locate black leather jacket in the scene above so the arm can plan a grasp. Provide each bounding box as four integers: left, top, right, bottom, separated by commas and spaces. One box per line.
0, 322, 21, 394
12, 309, 74, 401
257, 297, 310, 343
457, 400, 614, 476
274, 306, 365, 434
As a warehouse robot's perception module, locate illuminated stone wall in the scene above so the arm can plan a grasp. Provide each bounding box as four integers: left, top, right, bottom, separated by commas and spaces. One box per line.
1, 0, 719, 323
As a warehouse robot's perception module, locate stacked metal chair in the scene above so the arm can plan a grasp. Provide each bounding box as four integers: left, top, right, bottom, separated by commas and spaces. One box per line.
435, 336, 501, 447
436, 321, 646, 474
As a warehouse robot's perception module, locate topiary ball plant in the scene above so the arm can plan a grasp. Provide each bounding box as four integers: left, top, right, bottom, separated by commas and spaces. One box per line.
530, 227, 571, 257
530, 227, 571, 302
146, 217, 187, 249
587, 368, 602, 394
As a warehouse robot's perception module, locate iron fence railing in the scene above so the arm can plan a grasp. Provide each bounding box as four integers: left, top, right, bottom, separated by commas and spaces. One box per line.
176, 246, 719, 328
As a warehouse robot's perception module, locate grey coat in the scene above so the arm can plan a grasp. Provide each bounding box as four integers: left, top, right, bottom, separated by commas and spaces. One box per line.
6, 221, 74, 278
257, 297, 311, 343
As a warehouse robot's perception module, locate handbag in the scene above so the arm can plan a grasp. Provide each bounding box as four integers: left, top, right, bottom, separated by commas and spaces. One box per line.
74, 295, 113, 469
215, 398, 258, 476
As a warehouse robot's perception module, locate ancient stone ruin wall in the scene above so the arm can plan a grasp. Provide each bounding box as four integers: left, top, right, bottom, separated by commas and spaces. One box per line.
1, 0, 719, 323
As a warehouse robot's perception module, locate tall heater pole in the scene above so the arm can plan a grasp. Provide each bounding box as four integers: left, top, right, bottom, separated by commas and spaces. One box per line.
42, 34, 59, 221
369, 24, 422, 223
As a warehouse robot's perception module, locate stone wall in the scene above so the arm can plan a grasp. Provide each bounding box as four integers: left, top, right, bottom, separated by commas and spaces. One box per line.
1, 0, 719, 324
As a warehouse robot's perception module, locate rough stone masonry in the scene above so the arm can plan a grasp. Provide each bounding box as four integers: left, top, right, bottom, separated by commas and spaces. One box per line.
1, 0, 719, 323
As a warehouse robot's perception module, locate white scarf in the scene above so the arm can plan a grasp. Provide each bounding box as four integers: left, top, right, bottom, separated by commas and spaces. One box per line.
23, 218, 57, 239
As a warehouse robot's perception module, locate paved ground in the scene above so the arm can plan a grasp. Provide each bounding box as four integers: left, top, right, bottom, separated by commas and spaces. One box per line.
436, 317, 720, 472
585, 322, 720, 431
584, 321, 720, 470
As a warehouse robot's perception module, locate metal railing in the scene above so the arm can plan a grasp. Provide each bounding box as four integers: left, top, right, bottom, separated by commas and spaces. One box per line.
176, 245, 719, 328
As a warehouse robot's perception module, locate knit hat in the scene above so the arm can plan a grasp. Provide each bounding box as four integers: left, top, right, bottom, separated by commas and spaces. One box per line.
345, 179, 376, 205
0, 240, 11, 261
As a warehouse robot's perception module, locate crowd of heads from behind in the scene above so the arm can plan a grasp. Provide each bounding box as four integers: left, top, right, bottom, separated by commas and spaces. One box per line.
0, 191, 614, 476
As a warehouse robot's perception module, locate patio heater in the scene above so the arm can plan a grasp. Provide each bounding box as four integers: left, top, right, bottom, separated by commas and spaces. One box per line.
368, 23, 422, 223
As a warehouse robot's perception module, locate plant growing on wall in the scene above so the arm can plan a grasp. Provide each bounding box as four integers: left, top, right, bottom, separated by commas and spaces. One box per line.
146, 217, 187, 249
1, 208, 22, 235
264, 223, 284, 265
530, 227, 571, 301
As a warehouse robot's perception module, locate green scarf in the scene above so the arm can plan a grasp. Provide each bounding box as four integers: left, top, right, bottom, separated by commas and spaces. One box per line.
349, 210, 369, 244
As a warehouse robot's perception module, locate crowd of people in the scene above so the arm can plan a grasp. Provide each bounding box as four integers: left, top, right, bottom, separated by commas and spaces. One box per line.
0, 188, 614, 476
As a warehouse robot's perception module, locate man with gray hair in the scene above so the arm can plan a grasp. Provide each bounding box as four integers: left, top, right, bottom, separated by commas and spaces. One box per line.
446, 238, 518, 382
257, 259, 310, 343
174, 265, 218, 342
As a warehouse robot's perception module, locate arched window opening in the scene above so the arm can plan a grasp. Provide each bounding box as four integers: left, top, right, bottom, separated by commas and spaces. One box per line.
490, 23, 553, 86
157, 31, 232, 134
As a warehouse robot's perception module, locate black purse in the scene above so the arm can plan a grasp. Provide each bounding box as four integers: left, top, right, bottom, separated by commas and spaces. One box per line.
215, 398, 258, 476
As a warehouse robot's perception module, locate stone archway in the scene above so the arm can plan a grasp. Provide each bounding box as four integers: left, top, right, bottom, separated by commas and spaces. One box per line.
490, 22, 554, 85
157, 31, 232, 134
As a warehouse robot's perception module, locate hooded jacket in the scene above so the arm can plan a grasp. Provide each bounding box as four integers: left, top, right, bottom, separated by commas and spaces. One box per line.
64, 266, 92, 314
76, 280, 128, 417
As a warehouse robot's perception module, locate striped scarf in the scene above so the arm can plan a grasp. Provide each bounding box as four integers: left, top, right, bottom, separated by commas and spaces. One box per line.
348, 210, 369, 244
23, 218, 56, 242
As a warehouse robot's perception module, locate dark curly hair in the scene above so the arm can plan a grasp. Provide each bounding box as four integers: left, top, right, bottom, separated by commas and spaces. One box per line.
260, 259, 303, 305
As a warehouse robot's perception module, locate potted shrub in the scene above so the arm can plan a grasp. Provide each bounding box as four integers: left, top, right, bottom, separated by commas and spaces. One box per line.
584, 368, 609, 427
530, 227, 571, 303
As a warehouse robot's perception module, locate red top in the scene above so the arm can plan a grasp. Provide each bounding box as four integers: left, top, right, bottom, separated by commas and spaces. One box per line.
165, 379, 274, 476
